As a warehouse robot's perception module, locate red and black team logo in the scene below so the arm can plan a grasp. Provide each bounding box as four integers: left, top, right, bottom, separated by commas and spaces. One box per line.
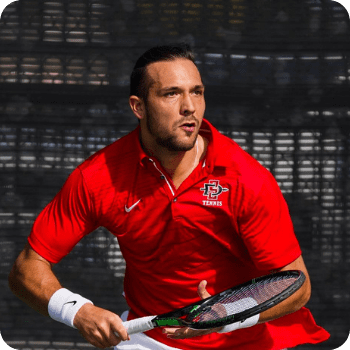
200, 180, 229, 206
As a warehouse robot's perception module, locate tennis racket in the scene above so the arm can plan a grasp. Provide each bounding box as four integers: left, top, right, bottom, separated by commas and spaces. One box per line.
122, 270, 305, 335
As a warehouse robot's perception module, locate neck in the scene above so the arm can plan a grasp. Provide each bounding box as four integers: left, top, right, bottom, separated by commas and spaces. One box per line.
160, 138, 199, 178
140, 133, 205, 189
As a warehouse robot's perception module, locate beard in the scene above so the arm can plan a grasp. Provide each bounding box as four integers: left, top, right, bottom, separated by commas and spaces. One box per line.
145, 107, 199, 152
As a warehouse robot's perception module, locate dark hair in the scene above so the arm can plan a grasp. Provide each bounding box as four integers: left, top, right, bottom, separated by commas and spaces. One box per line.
130, 43, 196, 100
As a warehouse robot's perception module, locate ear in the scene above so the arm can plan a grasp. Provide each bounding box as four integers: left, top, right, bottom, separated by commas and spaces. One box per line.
129, 95, 145, 121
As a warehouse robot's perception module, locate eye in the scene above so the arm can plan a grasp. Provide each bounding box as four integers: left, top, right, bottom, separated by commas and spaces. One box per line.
194, 89, 204, 96
164, 91, 177, 97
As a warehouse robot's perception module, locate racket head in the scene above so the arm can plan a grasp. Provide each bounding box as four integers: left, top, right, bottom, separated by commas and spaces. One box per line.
183, 270, 305, 330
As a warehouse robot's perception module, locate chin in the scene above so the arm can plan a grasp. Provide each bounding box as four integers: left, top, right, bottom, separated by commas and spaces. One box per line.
174, 139, 197, 152
158, 137, 197, 152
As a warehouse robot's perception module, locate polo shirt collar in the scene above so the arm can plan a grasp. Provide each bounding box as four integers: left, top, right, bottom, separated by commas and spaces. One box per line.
200, 119, 230, 171
129, 125, 151, 166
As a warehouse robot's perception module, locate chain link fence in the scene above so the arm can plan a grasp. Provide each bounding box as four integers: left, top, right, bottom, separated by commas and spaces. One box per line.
0, 0, 349, 349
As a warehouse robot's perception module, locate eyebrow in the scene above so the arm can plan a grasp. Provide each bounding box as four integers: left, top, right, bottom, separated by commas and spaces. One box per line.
160, 84, 205, 92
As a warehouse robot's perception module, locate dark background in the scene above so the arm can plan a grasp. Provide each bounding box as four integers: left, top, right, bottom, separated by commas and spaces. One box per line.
0, 0, 349, 349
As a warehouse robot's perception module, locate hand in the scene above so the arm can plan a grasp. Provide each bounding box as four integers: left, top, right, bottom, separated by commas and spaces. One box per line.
162, 280, 222, 340
73, 303, 129, 348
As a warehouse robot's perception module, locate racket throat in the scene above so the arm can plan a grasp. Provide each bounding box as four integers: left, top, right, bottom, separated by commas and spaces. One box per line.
154, 318, 189, 327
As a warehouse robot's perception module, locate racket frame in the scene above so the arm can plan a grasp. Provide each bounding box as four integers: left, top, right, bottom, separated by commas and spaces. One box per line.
151, 270, 305, 330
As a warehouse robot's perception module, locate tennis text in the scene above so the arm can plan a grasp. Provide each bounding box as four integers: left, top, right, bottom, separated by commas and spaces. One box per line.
202, 200, 222, 206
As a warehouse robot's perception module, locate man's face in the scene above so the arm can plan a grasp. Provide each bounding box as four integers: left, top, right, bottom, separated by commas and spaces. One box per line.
141, 58, 206, 152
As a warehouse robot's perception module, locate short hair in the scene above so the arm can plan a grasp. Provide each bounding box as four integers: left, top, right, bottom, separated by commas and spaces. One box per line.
130, 43, 196, 100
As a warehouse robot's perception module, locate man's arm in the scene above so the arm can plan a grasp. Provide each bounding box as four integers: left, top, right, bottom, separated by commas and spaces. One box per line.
164, 255, 311, 339
258, 254, 311, 323
8, 243, 61, 315
8, 243, 129, 348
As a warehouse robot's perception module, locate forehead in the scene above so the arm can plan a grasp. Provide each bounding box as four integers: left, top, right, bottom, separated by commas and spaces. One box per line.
146, 58, 202, 89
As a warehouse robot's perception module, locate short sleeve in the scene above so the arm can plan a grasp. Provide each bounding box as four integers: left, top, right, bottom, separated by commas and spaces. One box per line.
28, 167, 98, 263
239, 171, 301, 270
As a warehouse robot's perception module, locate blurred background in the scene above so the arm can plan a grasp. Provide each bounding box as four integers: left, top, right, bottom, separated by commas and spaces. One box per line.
0, 0, 349, 349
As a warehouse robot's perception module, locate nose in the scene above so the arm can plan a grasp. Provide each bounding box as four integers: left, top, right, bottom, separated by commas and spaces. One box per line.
181, 93, 195, 116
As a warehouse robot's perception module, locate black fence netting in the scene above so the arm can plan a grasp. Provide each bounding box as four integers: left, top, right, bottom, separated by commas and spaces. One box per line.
0, 0, 349, 349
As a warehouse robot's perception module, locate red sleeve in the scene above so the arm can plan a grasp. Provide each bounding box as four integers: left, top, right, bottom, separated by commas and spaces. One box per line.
239, 170, 301, 270
28, 167, 98, 263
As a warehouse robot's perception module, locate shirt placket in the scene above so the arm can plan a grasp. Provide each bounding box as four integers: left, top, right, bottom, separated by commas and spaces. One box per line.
147, 158, 176, 199
146, 157, 212, 207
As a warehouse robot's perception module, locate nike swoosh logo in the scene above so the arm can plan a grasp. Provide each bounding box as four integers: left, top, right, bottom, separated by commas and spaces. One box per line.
64, 301, 77, 306
125, 199, 141, 213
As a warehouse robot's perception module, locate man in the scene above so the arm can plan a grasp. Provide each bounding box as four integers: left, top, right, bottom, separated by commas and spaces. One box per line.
9, 44, 329, 349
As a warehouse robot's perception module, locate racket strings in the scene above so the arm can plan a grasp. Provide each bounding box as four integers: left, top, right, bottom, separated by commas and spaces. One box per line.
192, 275, 298, 323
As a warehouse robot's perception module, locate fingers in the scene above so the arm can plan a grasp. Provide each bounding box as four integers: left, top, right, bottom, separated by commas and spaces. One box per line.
74, 304, 129, 348
163, 281, 218, 340
197, 280, 211, 300
163, 327, 204, 339
163, 326, 219, 340
111, 315, 129, 342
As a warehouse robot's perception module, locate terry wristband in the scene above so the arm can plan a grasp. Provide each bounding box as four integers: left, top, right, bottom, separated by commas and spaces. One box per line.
217, 297, 259, 333
48, 288, 93, 328
217, 313, 259, 333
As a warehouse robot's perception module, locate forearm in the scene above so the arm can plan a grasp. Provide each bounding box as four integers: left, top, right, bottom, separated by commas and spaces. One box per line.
9, 243, 129, 347
258, 255, 311, 323
258, 281, 310, 323
8, 243, 62, 316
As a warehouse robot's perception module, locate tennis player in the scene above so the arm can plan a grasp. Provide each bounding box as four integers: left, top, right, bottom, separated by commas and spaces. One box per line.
9, 44, 330, 349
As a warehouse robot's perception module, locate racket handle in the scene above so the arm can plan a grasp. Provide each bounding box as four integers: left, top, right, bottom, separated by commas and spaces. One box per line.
122, 315, 156, 335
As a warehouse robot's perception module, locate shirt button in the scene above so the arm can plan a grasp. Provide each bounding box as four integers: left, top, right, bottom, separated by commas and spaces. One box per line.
160, 175, 165, 180
173, 198, 177, 202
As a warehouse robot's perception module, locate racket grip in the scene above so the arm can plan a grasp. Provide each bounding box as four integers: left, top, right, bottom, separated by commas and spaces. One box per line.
122, 315, 156, 335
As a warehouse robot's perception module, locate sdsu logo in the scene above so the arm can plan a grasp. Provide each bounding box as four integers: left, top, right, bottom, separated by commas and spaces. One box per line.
200, 180, 229, 206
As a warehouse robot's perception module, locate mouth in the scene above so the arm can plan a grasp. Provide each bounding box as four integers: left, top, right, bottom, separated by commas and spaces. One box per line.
180, 121, 196, 133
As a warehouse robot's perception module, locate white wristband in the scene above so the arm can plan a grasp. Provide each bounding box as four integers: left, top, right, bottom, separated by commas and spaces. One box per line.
217, 297, 259, 333
217, 313, 259, 333
48, 288, 93, 328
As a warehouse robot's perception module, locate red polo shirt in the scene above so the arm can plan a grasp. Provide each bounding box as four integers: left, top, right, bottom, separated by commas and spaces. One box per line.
28, 119, 329, 349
